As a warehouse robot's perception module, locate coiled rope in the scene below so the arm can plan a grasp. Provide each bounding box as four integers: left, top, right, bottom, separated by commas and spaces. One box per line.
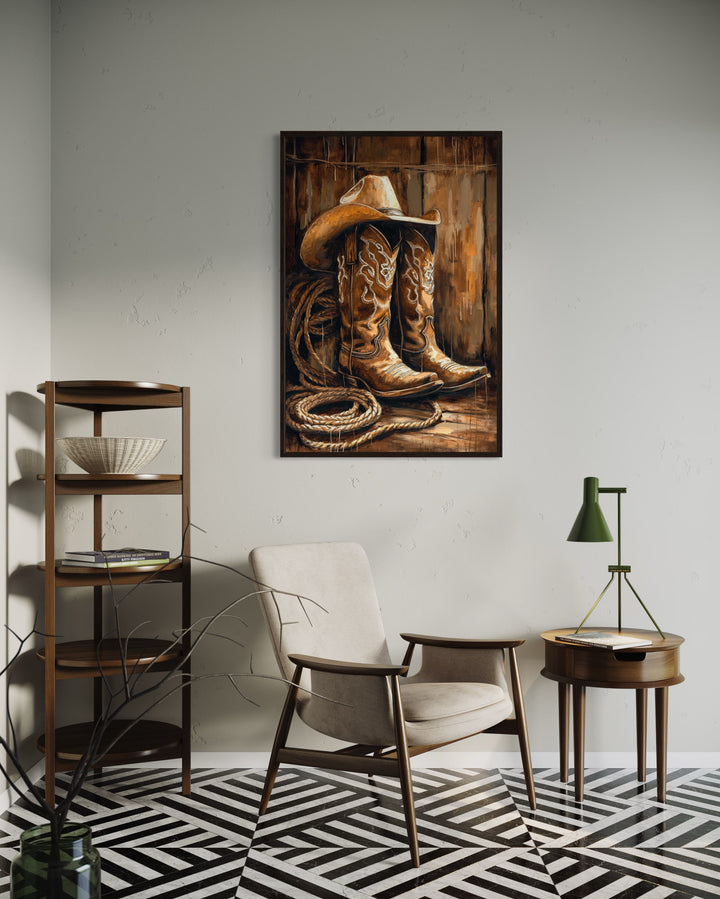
285, 274, 442, 452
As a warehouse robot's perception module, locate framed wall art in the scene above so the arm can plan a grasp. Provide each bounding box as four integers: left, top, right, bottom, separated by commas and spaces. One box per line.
281, 131, 501, 457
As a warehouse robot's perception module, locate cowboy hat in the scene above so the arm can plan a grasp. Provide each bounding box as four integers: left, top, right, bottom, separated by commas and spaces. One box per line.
300, 174, 442, 271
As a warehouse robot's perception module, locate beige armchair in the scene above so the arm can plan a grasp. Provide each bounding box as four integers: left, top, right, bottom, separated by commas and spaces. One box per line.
250, 541, 535, 866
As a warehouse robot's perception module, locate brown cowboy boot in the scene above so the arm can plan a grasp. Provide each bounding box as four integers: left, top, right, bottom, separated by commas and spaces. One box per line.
336, 224, 442, 399
396, 228, 489, 393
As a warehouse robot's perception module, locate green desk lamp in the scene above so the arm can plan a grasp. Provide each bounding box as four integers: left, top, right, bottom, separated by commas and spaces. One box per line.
567, 476, 664, 637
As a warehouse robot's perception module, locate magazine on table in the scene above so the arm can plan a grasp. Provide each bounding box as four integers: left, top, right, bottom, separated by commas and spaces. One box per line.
555, 631, 652, 650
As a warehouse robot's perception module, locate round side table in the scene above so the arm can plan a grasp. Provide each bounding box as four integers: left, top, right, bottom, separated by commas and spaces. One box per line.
541, 627, 684, 802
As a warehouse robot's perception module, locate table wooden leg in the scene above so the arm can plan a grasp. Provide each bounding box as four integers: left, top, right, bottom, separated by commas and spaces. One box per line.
559, 682, 570, 783
573, 684, 586, 802
636, 688, 647, 782
655, 687, 668, 802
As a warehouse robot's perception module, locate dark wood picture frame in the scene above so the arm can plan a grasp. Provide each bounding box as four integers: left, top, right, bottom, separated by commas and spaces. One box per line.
281, 131, 501, 457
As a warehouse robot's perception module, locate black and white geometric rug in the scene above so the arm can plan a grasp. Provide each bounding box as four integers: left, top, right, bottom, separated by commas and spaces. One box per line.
1, 767, 719, 897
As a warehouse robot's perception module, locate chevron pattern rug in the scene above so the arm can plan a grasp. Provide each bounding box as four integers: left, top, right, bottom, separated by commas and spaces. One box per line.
1, 767, 719, 897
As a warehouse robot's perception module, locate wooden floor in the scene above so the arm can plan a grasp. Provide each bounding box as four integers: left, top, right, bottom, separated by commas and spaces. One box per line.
284, 381, 498, 455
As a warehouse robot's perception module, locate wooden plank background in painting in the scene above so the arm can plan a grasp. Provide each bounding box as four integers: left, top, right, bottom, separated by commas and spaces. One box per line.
282, 132, 501, 456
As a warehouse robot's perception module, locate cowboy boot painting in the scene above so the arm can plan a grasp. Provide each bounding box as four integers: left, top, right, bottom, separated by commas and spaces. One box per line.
335, 224, 442, 399
396, 228, 489, 393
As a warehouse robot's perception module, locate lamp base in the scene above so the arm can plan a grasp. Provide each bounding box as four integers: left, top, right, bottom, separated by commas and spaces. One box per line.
574, 569, 665, 639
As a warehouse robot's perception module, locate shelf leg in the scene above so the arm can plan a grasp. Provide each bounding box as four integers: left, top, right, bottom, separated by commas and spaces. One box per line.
44, 380, 56, 807
93, 576, 103, 777
181, 386, 192, 796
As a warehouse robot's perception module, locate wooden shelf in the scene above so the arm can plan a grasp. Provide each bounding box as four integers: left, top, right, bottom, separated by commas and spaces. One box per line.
37, 474, 183, 496
38, 559, 184, 587
51, 559, 182, 575
37, 379, 191, 802
40, 380, 180, 391
37, 638, 181, 679
51, 474, 181, 481
37, 380, 183, 411
38, 720, 183, 765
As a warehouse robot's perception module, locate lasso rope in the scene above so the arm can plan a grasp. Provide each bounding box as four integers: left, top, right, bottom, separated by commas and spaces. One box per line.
285, 274, 442, 452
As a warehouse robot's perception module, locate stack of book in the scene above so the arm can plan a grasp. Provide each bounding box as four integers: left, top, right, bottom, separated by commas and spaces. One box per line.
555, 631, 652, 649
62, 548, 171, 568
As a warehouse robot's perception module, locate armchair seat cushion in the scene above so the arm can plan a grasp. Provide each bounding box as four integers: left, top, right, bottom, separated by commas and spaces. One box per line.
401, 680, 512, 746
400, 681, 505, 722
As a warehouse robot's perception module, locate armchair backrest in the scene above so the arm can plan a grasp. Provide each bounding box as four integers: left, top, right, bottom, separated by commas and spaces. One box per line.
250, 542, 392, 682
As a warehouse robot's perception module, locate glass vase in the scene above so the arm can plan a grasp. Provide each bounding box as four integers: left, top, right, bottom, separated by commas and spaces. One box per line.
11, 823, 101, 899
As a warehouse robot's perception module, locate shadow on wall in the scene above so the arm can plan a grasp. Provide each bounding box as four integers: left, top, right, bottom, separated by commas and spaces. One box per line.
7, 559, 291, 757
4, 388, 290, 760
5, 566, 45, 773
5, 392, 46, 771
7, 391, 45, 516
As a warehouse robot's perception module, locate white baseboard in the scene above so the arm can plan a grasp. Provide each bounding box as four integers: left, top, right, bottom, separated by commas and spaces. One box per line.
5, 751, 717, 813
150, 751, 720, 769
0, 759, 45, 815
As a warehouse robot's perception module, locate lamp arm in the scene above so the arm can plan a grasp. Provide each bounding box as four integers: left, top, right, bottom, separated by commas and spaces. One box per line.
617, 490, 622, 626
597, 486, 625, 627
598, 486, 626, 569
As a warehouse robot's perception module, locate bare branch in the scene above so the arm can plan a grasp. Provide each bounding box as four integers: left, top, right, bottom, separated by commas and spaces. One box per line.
2, 519, 331, 837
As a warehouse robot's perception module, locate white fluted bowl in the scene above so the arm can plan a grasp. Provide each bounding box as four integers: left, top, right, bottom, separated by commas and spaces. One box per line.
57, 437, 166, 474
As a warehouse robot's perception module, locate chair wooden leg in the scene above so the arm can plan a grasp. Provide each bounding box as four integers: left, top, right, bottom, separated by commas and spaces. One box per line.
260, 665, 302, 815
508, 648, 536, 809
390, 676, 420, 867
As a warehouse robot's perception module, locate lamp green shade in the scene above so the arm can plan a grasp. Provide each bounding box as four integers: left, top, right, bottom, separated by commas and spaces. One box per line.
567, 476, 613, 542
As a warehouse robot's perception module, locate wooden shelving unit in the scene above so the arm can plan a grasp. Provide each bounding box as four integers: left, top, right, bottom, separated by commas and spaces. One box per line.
37, 380, 191, 805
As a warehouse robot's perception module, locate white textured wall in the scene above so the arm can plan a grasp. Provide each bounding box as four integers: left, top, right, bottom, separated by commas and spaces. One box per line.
1, 0, 51, 769
48, 0, 720, 756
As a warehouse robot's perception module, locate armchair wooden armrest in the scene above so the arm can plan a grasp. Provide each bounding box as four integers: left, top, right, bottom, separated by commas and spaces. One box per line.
288, 653, 409, 677
400, 633, 525, 650
399, 633, 526, 669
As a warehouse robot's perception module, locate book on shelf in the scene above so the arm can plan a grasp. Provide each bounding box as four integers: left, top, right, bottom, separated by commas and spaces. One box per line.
555, 631, 652, 649
61, 556, 171, 569
64, 548, 170, 563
